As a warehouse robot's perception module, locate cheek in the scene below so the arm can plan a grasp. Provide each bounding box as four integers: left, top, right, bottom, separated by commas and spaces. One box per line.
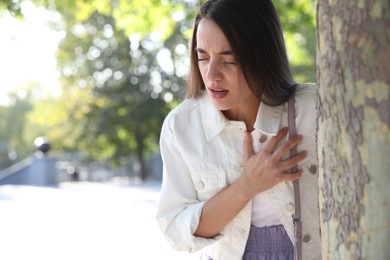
198, 65, 207, 80
237, 73, 246, 85
237, 75, 253, 96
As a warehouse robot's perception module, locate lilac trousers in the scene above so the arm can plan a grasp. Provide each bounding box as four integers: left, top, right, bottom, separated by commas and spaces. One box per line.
201, 225, 294, 260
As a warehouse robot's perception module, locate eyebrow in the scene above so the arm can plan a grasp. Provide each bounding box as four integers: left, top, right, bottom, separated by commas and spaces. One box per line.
195, 48, 234, 56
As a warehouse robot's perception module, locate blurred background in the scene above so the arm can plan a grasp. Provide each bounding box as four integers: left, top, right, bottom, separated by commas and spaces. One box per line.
0, 0, 316, 259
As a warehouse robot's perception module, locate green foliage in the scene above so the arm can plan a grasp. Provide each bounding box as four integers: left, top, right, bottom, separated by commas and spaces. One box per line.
0, 0, 317, 178
2, 0, 316, 84
0, 0, 23, 17
53, 10, 186, 179
112, 0, 175, 40
26, 85, 92, 153
0, 89, 34, 169
274, 0, 317, 83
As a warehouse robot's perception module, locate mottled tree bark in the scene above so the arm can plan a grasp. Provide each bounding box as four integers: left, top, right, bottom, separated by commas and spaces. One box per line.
316, 0, 390, 259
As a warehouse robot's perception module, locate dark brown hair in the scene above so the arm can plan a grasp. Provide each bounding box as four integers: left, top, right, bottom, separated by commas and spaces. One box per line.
187, 0, 296, 106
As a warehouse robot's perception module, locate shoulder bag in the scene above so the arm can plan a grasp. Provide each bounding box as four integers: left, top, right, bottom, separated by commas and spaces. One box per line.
288, 93, 302, 260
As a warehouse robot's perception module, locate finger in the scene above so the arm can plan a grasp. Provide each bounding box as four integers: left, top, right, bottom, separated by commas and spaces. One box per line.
279, 151, 308, 172
243, 131, 254, 162
280, 169, 303, 182
262, 127, 289, 154
271, 134, 303, 161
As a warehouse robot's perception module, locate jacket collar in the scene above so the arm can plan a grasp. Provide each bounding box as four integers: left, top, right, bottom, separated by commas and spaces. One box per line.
253, 101, 284, 136
199, 93, 230, 141
199, 92, 284, 141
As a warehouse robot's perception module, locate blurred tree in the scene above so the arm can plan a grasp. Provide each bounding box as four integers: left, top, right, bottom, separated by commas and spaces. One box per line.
0, 0, 24, 17
54, 11, 187, 180
1, 0, 317, 179
25, 85, 88, 154
0, 88, 34, 169
274, 0, 317, 83
2, 0, 316, 83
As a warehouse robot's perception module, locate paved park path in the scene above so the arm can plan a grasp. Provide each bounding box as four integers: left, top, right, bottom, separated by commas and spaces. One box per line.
0, 181, 201, 260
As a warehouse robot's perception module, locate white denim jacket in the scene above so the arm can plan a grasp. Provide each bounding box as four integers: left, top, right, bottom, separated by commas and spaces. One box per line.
156, 84, 321, 260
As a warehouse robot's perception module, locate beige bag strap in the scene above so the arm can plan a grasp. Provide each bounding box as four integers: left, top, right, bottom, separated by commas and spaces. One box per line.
288, 93, 302, 260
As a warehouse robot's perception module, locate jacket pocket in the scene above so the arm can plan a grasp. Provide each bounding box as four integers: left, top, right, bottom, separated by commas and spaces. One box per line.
190, 170, 226, 201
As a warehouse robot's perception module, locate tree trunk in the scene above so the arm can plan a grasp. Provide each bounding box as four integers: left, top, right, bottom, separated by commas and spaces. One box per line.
135, 130, 147, 181
316, 0, 390, 259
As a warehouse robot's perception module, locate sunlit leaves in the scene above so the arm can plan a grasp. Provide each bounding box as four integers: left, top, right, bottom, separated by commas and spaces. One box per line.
0, 91, 33, 167
0, 0, 24, 17
0, 0, 318, 176
113, 0, 175, 41
274, 0, 317, 82
74, 0, 112, 21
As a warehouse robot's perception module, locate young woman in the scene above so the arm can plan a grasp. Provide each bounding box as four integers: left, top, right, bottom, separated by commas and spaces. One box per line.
156, 0, 321, 259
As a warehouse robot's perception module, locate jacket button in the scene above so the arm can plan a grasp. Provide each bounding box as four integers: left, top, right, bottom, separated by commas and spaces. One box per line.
308, 165, 317, 174
303, 234, 311, 242
196, 181, 205, 190
286, 203, 294, 211
259, 135, 267, 143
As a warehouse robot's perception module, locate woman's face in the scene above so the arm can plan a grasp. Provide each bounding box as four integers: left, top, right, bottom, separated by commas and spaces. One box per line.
196, 18, 259, 120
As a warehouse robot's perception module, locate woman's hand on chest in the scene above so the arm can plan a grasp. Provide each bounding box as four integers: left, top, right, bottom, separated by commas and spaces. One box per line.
238, 127, 307, 197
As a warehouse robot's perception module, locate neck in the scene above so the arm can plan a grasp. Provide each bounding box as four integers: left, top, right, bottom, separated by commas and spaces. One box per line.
223, 96, 260, 132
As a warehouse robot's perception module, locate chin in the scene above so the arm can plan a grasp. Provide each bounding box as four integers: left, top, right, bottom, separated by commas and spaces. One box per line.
210, 100, 231, 112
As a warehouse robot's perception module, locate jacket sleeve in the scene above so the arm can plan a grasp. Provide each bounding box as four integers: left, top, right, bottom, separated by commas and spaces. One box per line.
156, 114, 223, 253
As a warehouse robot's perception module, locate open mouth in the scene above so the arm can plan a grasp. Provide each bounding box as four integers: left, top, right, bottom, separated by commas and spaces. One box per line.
208, 88, 229, 99
210, 88, 228, 93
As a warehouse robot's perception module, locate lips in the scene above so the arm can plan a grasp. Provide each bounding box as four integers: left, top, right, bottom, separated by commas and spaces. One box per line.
208, 87, 229, 100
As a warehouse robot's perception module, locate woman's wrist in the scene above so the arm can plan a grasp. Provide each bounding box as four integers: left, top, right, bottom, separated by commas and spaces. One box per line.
234, 176, 257, 202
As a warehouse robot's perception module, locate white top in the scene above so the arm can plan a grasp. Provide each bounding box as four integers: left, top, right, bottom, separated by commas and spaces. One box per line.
251, 191, 282, 227
156, 84, 321, 260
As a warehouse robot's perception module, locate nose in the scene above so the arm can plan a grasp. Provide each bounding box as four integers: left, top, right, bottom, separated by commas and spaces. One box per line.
205, 60, 223, 83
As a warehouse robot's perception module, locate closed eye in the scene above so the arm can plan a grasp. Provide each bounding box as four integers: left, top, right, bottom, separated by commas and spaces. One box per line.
195, 47, 236, 65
